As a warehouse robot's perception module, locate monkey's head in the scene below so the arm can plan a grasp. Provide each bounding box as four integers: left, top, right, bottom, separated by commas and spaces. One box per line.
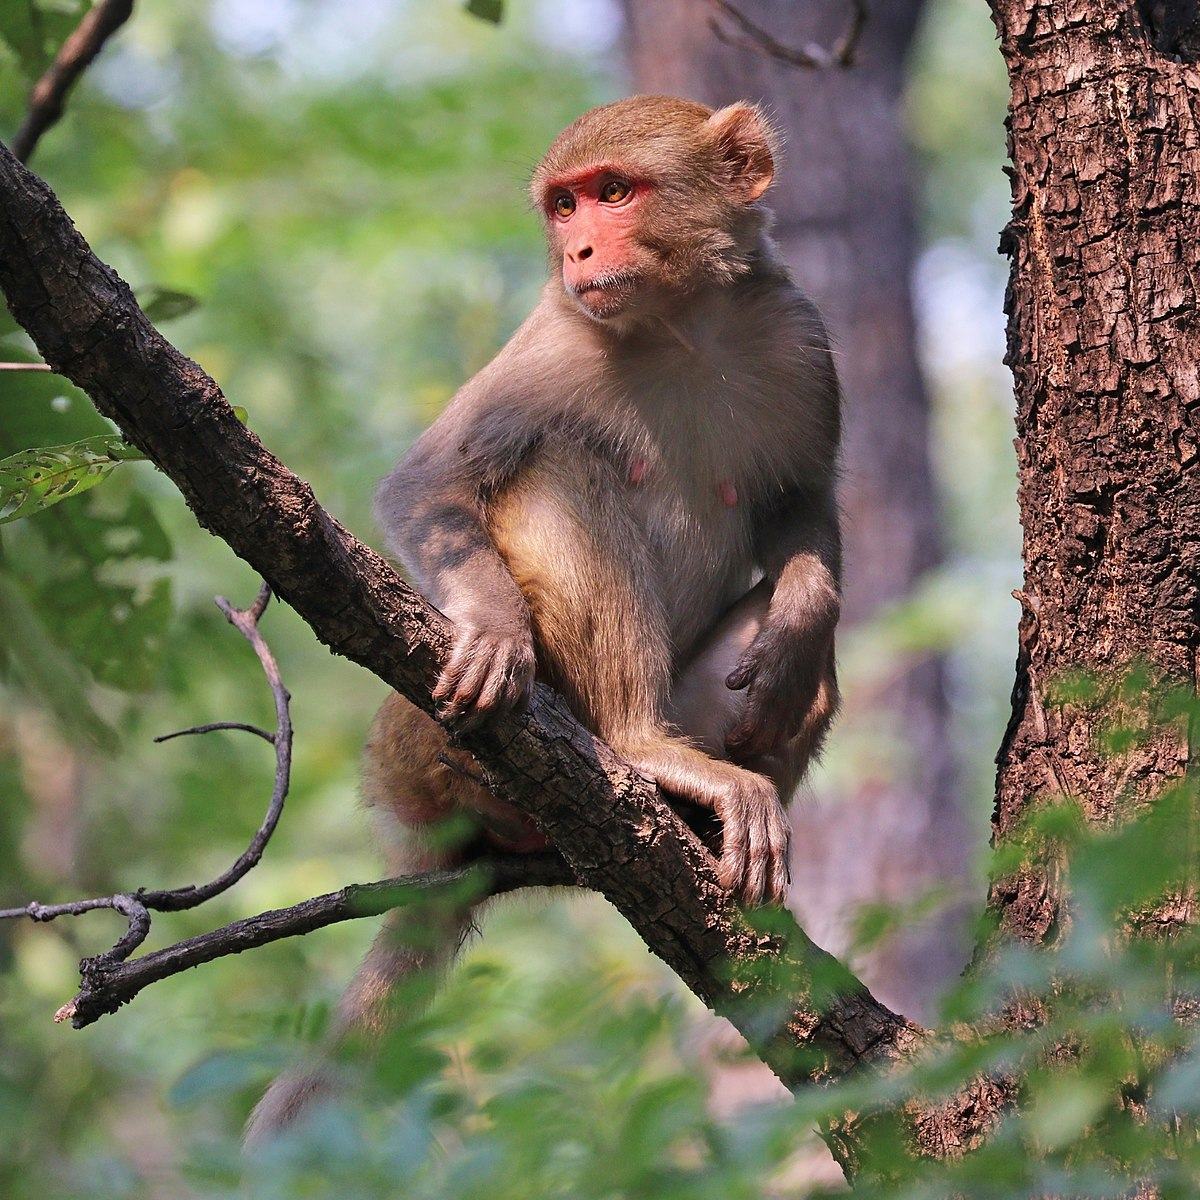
531, 95, 779, 324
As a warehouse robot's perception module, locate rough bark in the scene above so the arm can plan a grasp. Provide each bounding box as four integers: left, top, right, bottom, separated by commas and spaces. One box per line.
987, 0, 1200, 946
622, 0, 968, 1021
0, 139, 920, 1098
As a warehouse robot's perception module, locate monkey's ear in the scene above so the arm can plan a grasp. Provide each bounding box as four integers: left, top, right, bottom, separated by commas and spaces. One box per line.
705, 102, 778, 203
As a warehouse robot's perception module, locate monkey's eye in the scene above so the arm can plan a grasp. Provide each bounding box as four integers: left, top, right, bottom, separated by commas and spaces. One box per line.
600, 179, 631, 204
553, 193, 576, 218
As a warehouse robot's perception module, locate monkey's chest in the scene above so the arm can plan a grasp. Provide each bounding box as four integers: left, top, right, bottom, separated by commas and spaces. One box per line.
624, 449, 758, 655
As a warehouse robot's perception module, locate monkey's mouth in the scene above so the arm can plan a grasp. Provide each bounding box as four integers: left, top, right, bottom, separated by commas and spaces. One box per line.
568, 271, 641, 311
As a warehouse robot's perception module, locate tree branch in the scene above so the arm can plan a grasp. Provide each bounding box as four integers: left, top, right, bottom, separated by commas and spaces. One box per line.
707, 1, 868, 70
59, 854, 574, 1027
10, 0, 135, 164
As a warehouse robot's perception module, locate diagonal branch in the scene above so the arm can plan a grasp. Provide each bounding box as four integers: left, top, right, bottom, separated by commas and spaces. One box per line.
0, 138, 923, 1106
10, 0, 136, 164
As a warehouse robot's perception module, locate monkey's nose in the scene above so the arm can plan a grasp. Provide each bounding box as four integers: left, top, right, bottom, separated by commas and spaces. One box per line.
567, 244, 593, 264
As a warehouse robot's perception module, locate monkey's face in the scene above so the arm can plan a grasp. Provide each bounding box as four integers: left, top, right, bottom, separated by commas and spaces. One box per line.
542, 169, 659, 322
532, 96, 780, 326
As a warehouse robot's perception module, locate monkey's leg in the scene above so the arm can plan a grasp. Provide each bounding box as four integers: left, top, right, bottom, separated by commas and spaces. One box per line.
490, 457, 788, 905
244, 696, 542, 1147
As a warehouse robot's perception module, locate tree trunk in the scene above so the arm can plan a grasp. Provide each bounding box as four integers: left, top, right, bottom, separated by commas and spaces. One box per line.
987, 0, 1200, 946
622, 0, 969, 1020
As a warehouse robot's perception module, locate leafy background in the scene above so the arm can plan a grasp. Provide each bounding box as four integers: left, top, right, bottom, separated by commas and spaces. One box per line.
8, 3, 1192, 1198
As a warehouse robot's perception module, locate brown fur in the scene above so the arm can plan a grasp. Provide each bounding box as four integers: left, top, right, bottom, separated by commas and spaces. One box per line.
247, 95, 841, 1144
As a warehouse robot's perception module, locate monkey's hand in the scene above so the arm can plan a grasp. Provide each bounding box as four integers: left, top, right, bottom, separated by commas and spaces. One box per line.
723, 618, 830, 762
433, 610, 536, 731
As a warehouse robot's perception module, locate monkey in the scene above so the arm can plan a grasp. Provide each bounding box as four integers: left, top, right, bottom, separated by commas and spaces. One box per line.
245, 95, 840, 1144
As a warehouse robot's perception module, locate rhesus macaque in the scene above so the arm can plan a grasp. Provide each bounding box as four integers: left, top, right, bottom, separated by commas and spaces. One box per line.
247, 95, 840, 1143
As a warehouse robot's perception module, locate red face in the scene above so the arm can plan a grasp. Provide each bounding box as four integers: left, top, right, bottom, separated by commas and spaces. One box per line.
543, 167, 649, 321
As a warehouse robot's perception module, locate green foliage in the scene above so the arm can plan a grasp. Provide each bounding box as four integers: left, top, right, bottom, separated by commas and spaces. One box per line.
0, 435, 147, 524
0, 568, 119, 748
465, 0, 505, 24
136, 285, 200, 323
0, 0, 84, 80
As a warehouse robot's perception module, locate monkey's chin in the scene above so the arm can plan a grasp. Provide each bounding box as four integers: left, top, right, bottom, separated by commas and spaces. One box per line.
574, 296, 626, 322
570, 291, 627, 322
566, 277, 641, 323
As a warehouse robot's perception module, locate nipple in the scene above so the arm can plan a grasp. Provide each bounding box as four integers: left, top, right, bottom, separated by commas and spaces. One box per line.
718, 479, 738, 508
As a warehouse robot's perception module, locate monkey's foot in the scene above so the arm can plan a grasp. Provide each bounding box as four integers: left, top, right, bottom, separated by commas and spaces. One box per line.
715, 774, 789, 908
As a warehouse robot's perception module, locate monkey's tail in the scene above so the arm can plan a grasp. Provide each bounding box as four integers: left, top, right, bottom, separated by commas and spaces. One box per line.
243, 894, 476, 1149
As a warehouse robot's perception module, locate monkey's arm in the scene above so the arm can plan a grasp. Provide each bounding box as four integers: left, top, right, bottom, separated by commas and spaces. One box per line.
375, 390, 539, 727
724, 489, 841, 762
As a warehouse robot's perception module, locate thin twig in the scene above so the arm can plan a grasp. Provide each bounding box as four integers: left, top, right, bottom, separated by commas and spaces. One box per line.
833, 0, 869, 65
1, 582, 290, 963
0, 361, 54, 371
142, 582, 290, 910
154, 721, 274, 745
707, 0, 867, 70
11, 0, 135, 163
56, 853, 573, 1027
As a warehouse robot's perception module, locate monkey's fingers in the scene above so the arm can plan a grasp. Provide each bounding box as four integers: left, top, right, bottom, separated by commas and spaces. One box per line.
726, 626, 775, 692
715, 796, 749, 898
725, 653, 759, 692
432, 635, 479, 713
741, 793, 789, 907
715, 775, 787, 907
725, 696, 789, 761
461, 643, 535, 730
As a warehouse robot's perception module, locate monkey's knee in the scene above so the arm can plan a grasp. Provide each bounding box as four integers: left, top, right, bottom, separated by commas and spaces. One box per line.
364, 692, 547, 857
364, 692, 462, 825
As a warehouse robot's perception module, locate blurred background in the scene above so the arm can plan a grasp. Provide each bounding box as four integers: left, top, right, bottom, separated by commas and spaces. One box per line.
0, 1, 1017, 1195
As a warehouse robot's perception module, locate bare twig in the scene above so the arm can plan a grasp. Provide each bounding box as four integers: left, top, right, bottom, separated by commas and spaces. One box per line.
707, 0, 867, 70
142, 583, 291, 910
57, 853, 573, 1027
0, 361, 54, 371
11, 0, 135, 164
154, 721, 274, 745
1, 583, 290, 962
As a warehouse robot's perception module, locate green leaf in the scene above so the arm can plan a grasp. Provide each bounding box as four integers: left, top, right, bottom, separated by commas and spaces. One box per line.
464, 0, 503, 23
0, 571, 118, 751
26, 488, 175, 693
0, 435, 146, 525
0, 0, 84, 80
137, 286, 201, 324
